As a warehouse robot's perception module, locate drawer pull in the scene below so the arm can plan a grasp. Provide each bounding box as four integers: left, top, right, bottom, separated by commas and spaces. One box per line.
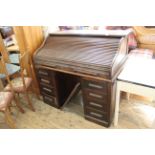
43, 87, 52, 93
41, 79, 50, 84
44, 96, 54, 102
88, 83, 103, 89
89, 93, 102, 99
89, 102, 102, 108
90, 112, 103, 118
39, 70, 48, 76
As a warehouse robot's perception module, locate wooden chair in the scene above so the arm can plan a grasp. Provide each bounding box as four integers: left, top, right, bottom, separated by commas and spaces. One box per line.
5, 52, 35, 111
0, 58, 24, 128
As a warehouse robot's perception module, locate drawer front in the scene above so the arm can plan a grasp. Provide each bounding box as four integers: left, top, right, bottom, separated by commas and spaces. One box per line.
84, 97, 108, 112
84, 107, 108, 122
42, 94, 58, 107
82, 79, 107, 92
40, 86, 55, 96
85, 115, 109, 127
38, 76, 54, 87
83, 88, 107, 101
37, 68, 55, 78
37, 69, 49, 76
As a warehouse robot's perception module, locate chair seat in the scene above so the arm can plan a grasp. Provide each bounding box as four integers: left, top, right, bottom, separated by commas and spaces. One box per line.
129, 48, 154, 59
5, 77, 32, 93
0, 92, 14, 111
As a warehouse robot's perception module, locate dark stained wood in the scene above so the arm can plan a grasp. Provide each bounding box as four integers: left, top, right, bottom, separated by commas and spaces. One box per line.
82, 88, 108, 101
55, 72, 79, 106
36, 68, 79, 108
81, 78, 107, 92
61, 82, 81, 109
42, 93, 58, 108
34, 34, 128, 127
85, 107, 108, 121
81, 78, 111, 127
83, 97, 108, 112
34, 35, 128, 79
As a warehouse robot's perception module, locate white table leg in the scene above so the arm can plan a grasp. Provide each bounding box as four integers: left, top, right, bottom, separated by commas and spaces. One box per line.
114, 82, 121, 126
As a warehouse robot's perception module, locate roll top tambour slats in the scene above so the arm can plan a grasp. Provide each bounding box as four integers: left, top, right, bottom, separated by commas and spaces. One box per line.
34, 35, 126, 79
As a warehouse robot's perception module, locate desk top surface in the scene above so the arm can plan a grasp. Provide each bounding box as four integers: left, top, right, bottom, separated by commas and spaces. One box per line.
50, 29, 132, 37
118, 58, 155, 88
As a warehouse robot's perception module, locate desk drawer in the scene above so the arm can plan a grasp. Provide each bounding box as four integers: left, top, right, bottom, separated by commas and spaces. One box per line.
83, 88, 107, 101
37, 68, 55, 78
40, 86, 55, 96
38, 76, 55, 87
42, 94, 58, 107
37, 69, 49, 76
40, 78, 51, 85
84, 97, 108, 112
82, 79, 107, 92
84, 107, 108, 122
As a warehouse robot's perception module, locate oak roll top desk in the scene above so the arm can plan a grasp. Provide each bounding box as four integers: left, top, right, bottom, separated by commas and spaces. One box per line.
33, 30, 129, 127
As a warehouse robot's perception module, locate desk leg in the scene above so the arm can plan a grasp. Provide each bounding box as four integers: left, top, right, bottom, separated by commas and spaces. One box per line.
114, 82, 121, 126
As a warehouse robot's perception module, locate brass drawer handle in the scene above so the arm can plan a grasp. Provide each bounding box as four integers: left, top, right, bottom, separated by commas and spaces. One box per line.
43, 87, 52, 93
41, 78, 50, 84
89, 102, 102, 108
90, 112, 103, 118
88, 83, 103, 89
44, 96, 54, 102
89, 93, 102, 99
39, 70, 48, 76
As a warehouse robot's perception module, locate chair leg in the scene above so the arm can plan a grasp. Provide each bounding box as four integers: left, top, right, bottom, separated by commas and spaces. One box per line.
14, 95, 25, 113
25, 91, 35, 112
4, 108, 16, 129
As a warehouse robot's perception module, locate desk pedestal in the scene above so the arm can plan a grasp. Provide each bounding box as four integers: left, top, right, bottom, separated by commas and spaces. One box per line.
36, 67, 116, 127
